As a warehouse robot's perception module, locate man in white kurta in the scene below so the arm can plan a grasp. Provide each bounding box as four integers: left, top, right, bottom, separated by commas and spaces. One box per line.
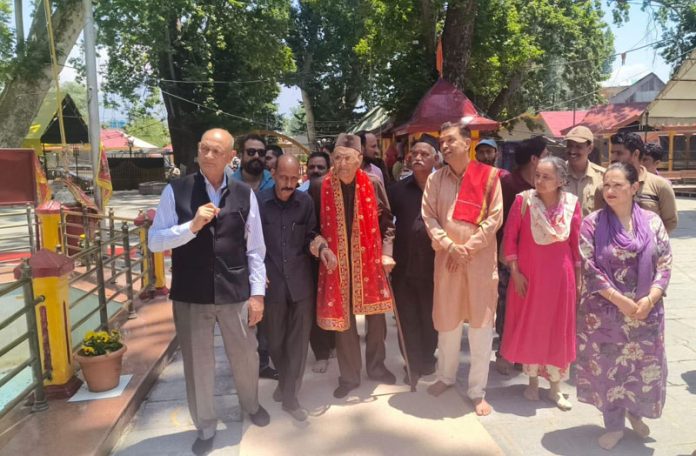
422, 121, 503, 416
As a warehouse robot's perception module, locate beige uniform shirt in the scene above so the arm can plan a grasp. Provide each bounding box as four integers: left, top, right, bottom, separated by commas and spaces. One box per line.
638, 166, 678, 233
565, 160, 605, 217
422, 165, 503, 331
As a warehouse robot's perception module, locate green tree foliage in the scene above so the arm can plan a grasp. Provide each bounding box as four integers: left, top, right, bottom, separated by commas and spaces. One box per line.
610, 0, 696, 69
359, 0, 613, 122
282, 104, 307, 137
0, 0, 13, 89
286, 0, 368, 148
124, 115, 170, 147
356, 0, 443, 122
95, 0, 294, 168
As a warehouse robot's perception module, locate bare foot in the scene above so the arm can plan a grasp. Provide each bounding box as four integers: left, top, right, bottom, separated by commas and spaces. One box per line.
473, 398, 492, 416
523, 384, 540, 401
312, 359, 329, 373
495, 357, 512, 375
550, 391, 572, 411
598, 431, 624, 450
627, 413, 650, 438
426, 381, 451, 397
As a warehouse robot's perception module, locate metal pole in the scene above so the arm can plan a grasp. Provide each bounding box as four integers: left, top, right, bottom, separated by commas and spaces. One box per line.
94, 236, 109, 329
84, 0, 102, 211
109, 208, 116, 283
20, 261, 49, 412
122, 223, 136, 319
25, 204, 36, 254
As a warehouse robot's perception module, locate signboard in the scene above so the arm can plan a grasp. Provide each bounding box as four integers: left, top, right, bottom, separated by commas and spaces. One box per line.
0, 149, 38, 206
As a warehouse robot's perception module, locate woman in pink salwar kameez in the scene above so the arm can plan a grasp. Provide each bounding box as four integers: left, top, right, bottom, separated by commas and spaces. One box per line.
501, 156, 581, 410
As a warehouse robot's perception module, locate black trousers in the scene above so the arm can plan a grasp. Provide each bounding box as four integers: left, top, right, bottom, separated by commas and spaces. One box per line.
310, 308, 336, 361
392, 274, 437, 376
265, 283, 313, 409
495, 262, 510, 355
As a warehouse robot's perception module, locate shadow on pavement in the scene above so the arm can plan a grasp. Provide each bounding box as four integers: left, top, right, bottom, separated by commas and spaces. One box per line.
541, 425, 656, 456
484, 384, 557, 417
387, 388, 469, 420
682, 370, 696, 394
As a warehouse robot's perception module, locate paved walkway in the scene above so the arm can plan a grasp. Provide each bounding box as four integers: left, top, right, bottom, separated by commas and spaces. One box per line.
111, 198, 696, 456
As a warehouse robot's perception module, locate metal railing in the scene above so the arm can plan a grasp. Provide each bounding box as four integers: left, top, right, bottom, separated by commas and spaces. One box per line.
59, 208, 156, 350
0, 263, 48, 420
0, 204, 38, 273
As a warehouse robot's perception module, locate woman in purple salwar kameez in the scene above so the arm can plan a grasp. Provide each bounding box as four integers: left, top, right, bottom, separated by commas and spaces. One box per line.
577, 163, 672, 450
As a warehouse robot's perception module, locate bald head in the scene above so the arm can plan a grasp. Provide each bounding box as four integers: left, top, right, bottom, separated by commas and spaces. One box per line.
201, 128, 234, 152
276, 154, 300, 173
273, 154, 301, 201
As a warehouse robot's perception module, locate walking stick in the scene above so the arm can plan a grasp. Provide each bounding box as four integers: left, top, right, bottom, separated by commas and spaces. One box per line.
386, 276, 417, 392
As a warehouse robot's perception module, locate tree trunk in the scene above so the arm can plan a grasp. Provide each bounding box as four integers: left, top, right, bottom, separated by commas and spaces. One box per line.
0, 0, 85, 147
158, 16, 200, 172
298, 54, 317, 151
419, 0, 438, 62
441, 0, 477, 92
301, 88, 317, 152
487, 68, 527, 118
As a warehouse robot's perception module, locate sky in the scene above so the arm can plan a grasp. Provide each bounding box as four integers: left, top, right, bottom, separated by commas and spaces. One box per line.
15, 0, 681, 120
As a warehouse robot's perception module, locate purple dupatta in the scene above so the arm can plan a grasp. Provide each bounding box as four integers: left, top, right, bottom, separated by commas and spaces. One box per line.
595, 202, 655, 298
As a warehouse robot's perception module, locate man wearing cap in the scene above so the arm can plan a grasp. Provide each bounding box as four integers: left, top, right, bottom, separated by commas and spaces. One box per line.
310, 133, 397, 398
564, 126, 605, 217
475, 138, 509, 176
422, 120, 503, 416
388, 134, 439, 385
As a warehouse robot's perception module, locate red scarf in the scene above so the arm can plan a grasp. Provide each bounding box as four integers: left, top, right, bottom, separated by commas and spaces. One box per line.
452, 160, 500, 226
316, 170, 393, 331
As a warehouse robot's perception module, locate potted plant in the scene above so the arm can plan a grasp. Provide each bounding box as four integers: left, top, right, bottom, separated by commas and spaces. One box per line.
74, 329, 127, 392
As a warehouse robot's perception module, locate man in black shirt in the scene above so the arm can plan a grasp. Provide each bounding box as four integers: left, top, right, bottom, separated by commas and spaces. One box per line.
387, 134, 439, 384
258, 155, 336, 421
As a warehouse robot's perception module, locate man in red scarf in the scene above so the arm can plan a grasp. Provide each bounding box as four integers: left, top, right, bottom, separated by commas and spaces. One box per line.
310, 133, 397, 399
422, 120, 503, 416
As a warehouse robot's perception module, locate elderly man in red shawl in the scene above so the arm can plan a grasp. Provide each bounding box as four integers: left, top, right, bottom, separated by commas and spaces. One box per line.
310, 133, 397, 399
422, 120, 503, 416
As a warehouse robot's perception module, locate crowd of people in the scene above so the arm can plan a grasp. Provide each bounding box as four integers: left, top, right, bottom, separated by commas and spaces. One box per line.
148, 120, 678, 455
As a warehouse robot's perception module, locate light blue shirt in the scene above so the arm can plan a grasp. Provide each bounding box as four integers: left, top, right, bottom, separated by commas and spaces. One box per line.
230, 167, 275, 192
148, 171, 267, 296
297, 180, 310, 192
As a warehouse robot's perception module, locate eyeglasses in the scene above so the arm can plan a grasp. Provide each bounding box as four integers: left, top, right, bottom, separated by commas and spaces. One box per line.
245, 148, 265, 157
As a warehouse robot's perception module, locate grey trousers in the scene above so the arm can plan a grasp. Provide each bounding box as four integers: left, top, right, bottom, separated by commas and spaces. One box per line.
335, 312, 389, 387
173, 300, 260, 439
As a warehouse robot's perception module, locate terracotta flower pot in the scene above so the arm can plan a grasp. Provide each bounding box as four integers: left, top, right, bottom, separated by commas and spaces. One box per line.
75, 345, 127, 392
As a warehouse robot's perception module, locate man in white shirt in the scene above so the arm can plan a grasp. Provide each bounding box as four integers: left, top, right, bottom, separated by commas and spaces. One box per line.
149, 129, 270, 455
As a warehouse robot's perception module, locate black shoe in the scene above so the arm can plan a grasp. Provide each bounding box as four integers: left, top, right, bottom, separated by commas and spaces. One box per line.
249, 405, 270, 427
259, 366, 279, 380
369, 370, 396, 385
192, 435, 215, 456
333, 384, 358, 399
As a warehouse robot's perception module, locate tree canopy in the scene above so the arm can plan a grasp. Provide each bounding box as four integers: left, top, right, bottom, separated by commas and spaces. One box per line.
95, 0, 294, 168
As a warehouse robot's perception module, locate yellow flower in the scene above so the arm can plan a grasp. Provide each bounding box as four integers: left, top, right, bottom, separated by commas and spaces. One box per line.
82, 346, 95, 355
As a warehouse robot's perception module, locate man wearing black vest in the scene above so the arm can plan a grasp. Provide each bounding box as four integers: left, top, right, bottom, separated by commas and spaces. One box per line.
149, 129, 269, 455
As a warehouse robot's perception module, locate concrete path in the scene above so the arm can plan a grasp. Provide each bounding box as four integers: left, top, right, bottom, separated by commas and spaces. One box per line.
112, 198, 696, 456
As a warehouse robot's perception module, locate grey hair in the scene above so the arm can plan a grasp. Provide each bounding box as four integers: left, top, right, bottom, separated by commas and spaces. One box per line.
538, 155, 568, 187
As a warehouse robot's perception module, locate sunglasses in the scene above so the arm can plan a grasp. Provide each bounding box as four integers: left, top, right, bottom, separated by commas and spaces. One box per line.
245, 148, 265, 157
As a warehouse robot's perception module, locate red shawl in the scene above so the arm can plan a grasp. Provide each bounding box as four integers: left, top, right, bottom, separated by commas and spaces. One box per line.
452, 160, 500, 226
316, 170, 393, 331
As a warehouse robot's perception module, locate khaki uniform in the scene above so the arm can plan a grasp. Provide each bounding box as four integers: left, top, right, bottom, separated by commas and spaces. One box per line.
565, 160, 605, 217
638, 166, 678, 233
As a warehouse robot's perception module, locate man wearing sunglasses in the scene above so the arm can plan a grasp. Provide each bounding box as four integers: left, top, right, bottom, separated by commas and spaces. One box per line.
230, 133, 278, 382
231, 134, 275, 193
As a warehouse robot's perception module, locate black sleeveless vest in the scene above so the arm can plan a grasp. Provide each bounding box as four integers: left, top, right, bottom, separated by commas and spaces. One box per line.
169, 172, 251, 304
